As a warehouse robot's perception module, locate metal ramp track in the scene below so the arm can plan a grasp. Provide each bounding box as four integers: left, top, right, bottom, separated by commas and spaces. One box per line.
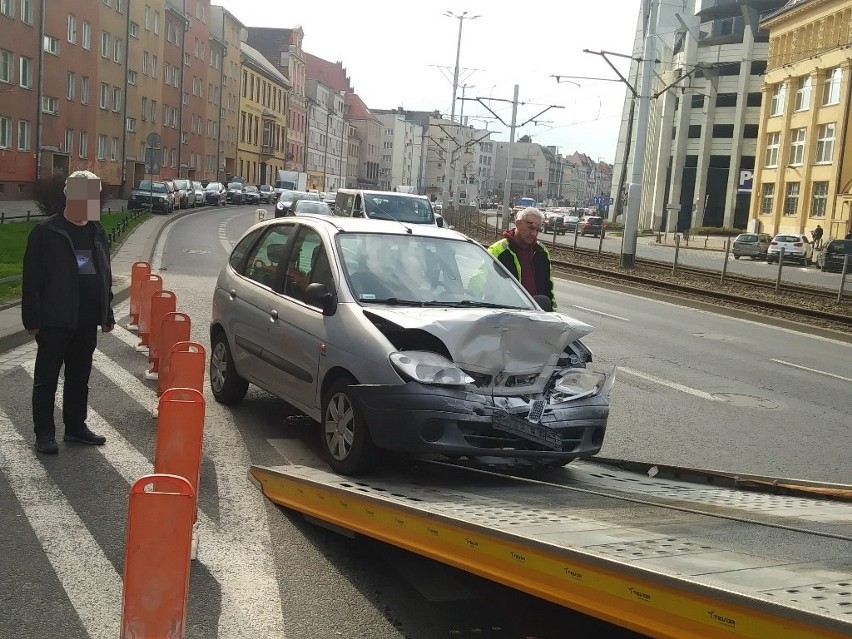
249, 461, 852, 639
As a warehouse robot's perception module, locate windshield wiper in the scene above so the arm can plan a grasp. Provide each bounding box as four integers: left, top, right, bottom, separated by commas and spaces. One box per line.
360, 297, 424, 306
428, 300, 527, 309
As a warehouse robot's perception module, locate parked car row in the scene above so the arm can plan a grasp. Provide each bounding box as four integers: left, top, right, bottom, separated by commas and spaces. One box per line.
731, 232, 851, 272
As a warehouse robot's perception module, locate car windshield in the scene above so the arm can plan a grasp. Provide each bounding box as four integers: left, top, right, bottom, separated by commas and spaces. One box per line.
279, 190, 316, 202
775, 235, 800, 242
244, 186, 258, 193
294, 201, 332, 215
135, 180, 167, 193
205, 182, 222, 190
227, 182, 243, 189
363, 194, 434, 224
337, 232, 533, 308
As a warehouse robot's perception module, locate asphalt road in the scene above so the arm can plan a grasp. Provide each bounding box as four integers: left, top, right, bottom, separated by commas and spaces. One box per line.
1, 206, 848, 638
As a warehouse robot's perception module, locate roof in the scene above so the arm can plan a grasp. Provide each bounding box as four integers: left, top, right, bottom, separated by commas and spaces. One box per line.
240, 42, 291, 88
344, 93, 380, 123
305, 52, 352, 92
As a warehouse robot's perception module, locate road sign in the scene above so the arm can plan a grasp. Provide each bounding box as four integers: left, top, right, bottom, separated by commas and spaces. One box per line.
593, 196, 614, 206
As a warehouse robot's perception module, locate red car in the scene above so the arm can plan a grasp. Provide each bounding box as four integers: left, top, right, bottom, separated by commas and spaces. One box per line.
580, 216, 606, 238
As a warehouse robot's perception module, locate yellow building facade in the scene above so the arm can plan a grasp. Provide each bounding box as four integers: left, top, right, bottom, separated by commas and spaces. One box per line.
750, 0, 852, 240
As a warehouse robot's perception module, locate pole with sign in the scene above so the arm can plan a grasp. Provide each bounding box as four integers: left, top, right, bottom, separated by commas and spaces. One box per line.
145, 132, 162, 210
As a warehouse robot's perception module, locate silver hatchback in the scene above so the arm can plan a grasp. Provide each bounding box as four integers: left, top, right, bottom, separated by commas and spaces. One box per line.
209, 216, 613, 475
732, 233, 771, 260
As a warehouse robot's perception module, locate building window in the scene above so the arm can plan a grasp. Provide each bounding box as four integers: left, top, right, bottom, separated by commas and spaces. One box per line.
82, 21, 91, 50
769, 83, 786, 116
687, 125, 701, 138
765, 132, 780, 167
97, 134, 107, 160
111, 137, 118, 161
823, 68, 841, 105
66, 72, 75, 100
743, 124, 758, 138
113, 38, 123, 63
788, 128, 806, 166
810, 181, 828, 218
129, 21, 139, 38
127, 69, 137, 85
151, 55, 158, 79
67, 15, 77, 43
746, 92, 762, 107
17, 119, 30, 150
99, 83, 109, 109
715, 93, 736, 107
759, 183, 774, 215
691, 94, 704, 108
794, 76, 811, 111
19, 56, 32, 89
0, 116, 9, 148
112, 86, 122, 112
154, 11, 159, 35
41, 96, 58, 114
81, 76, 89, 104
0, 0, 13, 18
79, 131, 88, 158
783, 182, 800, 216
712, 124, 734, 138
64, 128, 73, 155
21, 0, 32, 24
43, 35, 59, 55
101, 32, 110, 58
815, 123, 835, 164
144, 5, 149, 29
0, 49, 12, 83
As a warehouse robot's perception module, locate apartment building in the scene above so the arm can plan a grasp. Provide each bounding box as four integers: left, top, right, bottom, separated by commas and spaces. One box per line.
246, 27, 307, 173
209, 5, 242, 182
749, 0, 852, 240
343, 92, 380, 189
494, 142, 550, 203
374, 113, 423, 192
236, 42, 288, 185
305, 79, 346, 192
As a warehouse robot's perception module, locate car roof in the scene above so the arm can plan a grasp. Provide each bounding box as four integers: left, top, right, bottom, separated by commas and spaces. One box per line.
251, 214, 466, 240
342, 189, 431, 201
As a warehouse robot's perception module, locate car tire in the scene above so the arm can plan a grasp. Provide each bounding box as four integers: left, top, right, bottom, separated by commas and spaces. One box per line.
734, 255, 740, 260
321, 376, 380, 475
209, 331, 249, 405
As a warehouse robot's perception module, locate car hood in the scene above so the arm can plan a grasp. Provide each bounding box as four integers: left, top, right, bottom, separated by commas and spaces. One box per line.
362, 306, 592, 376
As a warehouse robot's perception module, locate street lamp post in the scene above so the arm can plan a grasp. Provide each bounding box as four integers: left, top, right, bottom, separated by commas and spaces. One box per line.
442, 11, 480, 211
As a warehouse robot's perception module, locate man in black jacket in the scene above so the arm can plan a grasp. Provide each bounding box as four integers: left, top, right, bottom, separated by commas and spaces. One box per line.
22, 170, 115, 454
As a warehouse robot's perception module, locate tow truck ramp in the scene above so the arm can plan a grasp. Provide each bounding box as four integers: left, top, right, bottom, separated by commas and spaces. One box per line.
249, 460, 852, 639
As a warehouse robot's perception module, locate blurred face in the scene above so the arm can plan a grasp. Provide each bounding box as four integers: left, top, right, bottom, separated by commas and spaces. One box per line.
64, 177, 101, 225
515, 216, 542, 246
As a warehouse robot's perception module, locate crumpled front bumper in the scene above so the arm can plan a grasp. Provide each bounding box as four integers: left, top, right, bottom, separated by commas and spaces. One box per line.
346, 373, 613, 465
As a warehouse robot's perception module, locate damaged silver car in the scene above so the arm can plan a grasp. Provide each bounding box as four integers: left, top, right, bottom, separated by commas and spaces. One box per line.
210, 216, 613, 475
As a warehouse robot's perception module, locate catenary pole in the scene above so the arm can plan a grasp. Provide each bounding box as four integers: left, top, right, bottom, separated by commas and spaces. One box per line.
500, 84, 520, 230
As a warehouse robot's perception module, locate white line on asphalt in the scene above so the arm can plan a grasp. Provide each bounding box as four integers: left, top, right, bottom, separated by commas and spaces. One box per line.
616, 366, 720, 401
0, 406, 122, 639
563, 280, 852, 348
769, 359, 852, 383
83, 351, 288, 637
218, 213, 242, 254
571, 305, 630, 322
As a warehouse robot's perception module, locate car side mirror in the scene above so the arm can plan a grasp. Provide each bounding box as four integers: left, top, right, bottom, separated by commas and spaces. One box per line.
305, 283, 337, 315
435, 216, 444, 228
534, 294, 552, 312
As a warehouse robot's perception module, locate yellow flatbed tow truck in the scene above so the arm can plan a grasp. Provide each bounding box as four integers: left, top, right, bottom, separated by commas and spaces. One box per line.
250, 458, 852, 639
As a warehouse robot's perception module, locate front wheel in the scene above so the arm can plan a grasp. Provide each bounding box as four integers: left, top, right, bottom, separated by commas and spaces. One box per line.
321, 377, 380, 475
210, 332, 248, 405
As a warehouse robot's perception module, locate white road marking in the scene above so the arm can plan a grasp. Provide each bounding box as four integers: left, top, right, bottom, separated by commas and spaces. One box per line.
571, 305, 630, 322
0, 407, 122, 639
218, 214, 242, 254
769, 359, 852, 383
562, 280, 852, 348
82, 352, 287, 637
616, 366, 719, 401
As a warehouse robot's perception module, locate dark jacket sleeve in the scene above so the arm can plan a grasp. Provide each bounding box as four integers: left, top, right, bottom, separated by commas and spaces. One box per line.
94, 223, 115, 327
21, 224, 44, 331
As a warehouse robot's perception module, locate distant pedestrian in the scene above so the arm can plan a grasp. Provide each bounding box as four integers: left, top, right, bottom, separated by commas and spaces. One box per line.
846, 231, 852, 240
22, 170, 114, 455
811, 224, 824, 249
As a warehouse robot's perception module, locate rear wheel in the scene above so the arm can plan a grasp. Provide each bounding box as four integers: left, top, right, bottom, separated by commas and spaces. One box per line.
321, 377, 380, 475
210, 331, 248, 405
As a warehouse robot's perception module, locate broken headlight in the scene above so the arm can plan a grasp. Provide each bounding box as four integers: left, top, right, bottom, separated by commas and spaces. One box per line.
552, 369, 607, 401
390, 351, 474, 386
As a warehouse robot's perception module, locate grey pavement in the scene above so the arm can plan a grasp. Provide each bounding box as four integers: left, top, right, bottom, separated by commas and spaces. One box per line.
0, 206, 200, 355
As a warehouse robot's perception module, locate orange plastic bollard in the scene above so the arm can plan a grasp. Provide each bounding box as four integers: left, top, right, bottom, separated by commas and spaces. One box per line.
155, 388, 205, 519
147, 290, 177, 376
121, 473, 194, 639
157, 312, 191, 396
167, 341, 206, 394
129, 262, 151, 329
136, 274, 163, 350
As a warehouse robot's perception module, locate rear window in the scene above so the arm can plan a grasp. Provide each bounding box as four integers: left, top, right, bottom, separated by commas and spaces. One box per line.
775, 235, 800, 242
736, 234, 757, 242
827, 240, 851, 253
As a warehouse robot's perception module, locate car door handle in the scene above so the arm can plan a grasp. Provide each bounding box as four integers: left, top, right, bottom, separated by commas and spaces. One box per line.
229, 289, 237, 300
270, 309, 278, 320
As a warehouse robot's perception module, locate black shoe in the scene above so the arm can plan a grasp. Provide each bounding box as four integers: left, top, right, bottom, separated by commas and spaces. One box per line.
35, 437, 59, 454
63, 427, 106, 446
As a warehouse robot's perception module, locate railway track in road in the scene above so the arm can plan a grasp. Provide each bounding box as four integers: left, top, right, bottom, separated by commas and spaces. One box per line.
467, 223, 852, 331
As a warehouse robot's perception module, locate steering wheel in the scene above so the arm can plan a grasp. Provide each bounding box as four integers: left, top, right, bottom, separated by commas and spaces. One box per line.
254, 259, 267, 269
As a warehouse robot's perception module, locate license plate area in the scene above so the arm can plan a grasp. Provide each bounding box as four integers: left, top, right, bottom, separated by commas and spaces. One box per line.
492, 410, 562, 450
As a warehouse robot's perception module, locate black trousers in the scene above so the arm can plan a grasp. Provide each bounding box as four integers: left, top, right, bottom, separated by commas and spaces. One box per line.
32, 326, 98, 439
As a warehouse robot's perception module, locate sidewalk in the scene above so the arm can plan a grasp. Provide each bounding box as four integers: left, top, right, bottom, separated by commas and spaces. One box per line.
0, 199, 131, 222
0, 207, 197, 354
645, 232, 731, 252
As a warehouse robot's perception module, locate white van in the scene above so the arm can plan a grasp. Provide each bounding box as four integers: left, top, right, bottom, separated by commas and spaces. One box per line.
334, 189, 441, 226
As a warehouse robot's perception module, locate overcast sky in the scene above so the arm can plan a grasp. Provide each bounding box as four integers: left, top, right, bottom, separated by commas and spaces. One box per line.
216, 0, 642, 163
